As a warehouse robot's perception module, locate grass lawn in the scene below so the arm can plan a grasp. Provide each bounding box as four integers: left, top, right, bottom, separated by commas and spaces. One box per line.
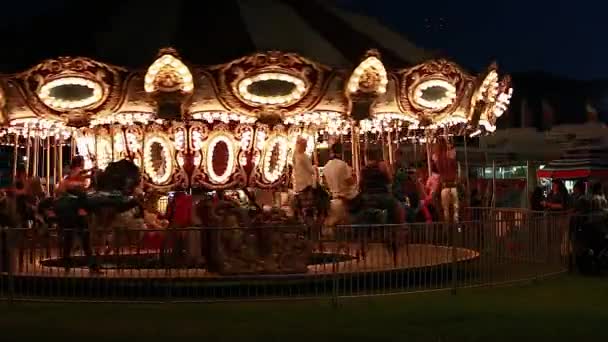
1, 275, 607, 341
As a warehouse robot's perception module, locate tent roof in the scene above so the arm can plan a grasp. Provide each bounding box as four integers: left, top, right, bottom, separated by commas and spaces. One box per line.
0, 0, 432, 73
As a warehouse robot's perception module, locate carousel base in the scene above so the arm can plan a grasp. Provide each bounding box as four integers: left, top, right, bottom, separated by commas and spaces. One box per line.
2, 243, 480, 300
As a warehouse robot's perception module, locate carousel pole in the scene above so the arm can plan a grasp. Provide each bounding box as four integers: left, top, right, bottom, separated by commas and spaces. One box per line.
45, 136, 51, 194
70, 136, 76, 158
381, 132, 387, 161
426, 135, 432, 178
464, 136, 470, 207
363, 131, 369, 165
25, 131, 31, 176
58, 137, 63, 181
387, 130, 394, 169
53, 137, 58, 191
140, 127, 145, 170
33, 135, 39, 177
351, 122, 361, 183
111, 126, 115, 162
12, 134, 19, 180
339, 133, 345, 161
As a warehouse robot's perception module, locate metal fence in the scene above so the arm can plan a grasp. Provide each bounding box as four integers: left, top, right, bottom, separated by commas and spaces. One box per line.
0, 208, 571, 303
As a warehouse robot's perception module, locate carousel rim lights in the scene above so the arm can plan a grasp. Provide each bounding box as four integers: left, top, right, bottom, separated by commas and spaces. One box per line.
144, 135, 174, 184
347, 56, 388, 95
145, 54, 194, 93
191, 111, 257, 124
412, 79, 457, 110
263, 135, 288, 183
38, 77, 104, 111
206, 134, 236, 184
237, 72, 307, 105
90, 112, 156, 127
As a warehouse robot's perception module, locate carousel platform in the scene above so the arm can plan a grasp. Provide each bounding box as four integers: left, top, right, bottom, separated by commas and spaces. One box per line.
1, 242, 480, 300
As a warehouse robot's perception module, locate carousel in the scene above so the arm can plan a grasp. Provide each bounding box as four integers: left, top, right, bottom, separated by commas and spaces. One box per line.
0, 48, 512, 283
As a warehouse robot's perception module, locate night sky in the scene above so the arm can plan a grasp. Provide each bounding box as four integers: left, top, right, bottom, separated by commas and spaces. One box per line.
1, 0, 606, 80
338, 0, 607, 80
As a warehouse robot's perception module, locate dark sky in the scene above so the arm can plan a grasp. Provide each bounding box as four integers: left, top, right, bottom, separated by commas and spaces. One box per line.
339, 0, 607, 80
2, 0, 607, 80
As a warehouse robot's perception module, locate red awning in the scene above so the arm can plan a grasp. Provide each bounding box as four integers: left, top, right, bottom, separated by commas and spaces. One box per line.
537, 168, 608, 179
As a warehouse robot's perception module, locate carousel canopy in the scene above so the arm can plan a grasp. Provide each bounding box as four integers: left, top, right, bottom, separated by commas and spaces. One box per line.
537, 143, 608, 180
0, 0, 431, 72
0, 1, 514, 191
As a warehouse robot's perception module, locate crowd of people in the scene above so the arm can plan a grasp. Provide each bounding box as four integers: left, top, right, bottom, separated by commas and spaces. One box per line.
530, 179, 608, 214
291, 138, 461, 226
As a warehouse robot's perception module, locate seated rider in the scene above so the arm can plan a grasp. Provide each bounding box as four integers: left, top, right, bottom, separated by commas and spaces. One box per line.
359, 149, 405, 224
54, 156, 97, 271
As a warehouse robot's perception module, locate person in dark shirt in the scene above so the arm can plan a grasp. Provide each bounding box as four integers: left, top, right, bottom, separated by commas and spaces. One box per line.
542, 180, 568, 211
359, 149, 404, 223
530, 186, 546, 212
571, 181, 590, 214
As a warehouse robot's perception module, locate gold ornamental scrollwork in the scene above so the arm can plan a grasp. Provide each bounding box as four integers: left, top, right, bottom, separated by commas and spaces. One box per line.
399, 59, 474, 126
16, 57, 127, 126
168, 121, 190, 189
207, 51, 330, 121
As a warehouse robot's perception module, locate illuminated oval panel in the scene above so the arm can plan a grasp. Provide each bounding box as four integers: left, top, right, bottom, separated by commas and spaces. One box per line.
206, 134, 235, 184
237, 73, 307, 106
144, 135, 173, 184
263, 136, 288, 183
412, 79, 457, 110
38, 77, 104, 111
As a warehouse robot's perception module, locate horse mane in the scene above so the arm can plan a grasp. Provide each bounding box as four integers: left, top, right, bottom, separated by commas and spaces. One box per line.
95, 159, 141, 193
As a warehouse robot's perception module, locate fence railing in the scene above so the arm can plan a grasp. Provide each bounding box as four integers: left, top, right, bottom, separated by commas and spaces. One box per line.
0, 209, 571, 303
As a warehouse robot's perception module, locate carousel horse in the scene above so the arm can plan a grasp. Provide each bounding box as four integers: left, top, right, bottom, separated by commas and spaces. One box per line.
51, 159, 143, 269
195, 190, 311, 275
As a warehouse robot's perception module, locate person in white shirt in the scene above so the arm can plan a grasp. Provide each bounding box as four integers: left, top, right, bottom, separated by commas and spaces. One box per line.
292, 137, 315, 193
322, 143, 358, 227
292, 137, 316, 218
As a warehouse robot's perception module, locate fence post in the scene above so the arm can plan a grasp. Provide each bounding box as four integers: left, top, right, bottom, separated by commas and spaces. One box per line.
331, 226, 339, 309
450, 222, 457, 295
6, 227, 15, 306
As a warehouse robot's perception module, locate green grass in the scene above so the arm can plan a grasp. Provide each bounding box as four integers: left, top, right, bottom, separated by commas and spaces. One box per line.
1, 275, 608, 341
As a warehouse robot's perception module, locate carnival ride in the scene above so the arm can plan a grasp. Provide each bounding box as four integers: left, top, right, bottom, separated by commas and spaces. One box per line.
0, 48, 531, 300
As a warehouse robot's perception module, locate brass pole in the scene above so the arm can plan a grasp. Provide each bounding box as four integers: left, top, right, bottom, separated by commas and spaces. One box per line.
53, 137, 58, 192
363, 132, 369, 165
464, 136, 470, 207
12, 134, 18, 180
58, 137, 63, 181
350, 122, 361, 183
110, 127, 114, 162
33, 136, 39, 177
25, 132, 31, 176
426, 137, 432, 178
140, 128, 145, 170
70, 136, 76, 159
387, 130, 394, 169
46, 137, 51, 194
